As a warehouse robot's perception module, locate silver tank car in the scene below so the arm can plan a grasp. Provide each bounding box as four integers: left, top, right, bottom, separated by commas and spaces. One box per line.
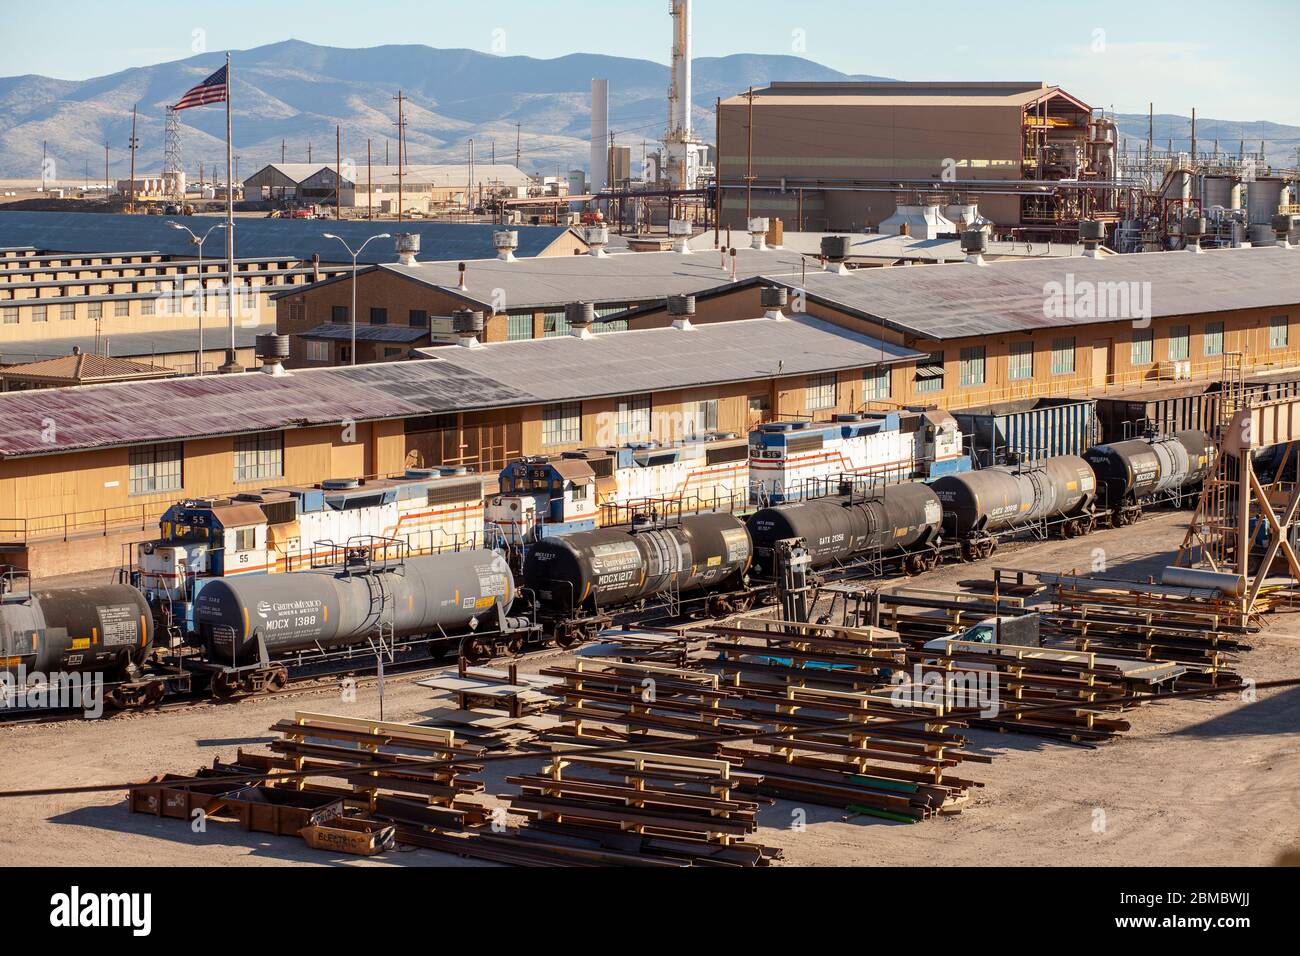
524, 512, 752, 614
194, 550, 514, 663
746, 483, 942, 572
931, 455, 1097, 538
1084, 430, 1214, 507
1, 584, 154, 677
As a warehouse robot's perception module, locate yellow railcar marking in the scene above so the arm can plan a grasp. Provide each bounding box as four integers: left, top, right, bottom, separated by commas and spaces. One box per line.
242, 607, 249, 636
71, 638, 90, 650
140, 614, 147, 645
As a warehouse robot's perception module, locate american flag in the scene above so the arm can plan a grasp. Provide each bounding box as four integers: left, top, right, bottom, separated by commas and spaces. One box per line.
174, 65, 228, 111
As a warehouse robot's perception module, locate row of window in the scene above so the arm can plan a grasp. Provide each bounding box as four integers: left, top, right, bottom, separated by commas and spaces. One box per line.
1, 300, 134, 324
329, 306, 430, 328
929, 318, 1289, 390
125, 433, 285, 497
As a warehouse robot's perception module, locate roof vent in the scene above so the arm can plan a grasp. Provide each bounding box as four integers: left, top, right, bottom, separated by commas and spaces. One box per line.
321, 478, 361, 490
452, 309, 485, 348
566, 301, 596, 339
457, 261, 467, 290
1078, 220, 1105, 258
668, 219, 693, 254
821, 235, 852, 273
1183, 216, 1208, 253
255, 333, 290, 376
747, 217, 770, 251
667, 293, 696, 330
960, 229, 988, 265
585, 225, 610, 257
760, 285, 788, 320
493, 229, 520, 261
395, 233, 420, 266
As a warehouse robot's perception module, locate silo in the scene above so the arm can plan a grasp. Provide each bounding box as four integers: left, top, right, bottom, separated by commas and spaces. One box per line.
1247, 178, 1286, 224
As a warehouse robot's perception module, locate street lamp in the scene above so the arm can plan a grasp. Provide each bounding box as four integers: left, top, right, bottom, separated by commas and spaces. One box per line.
168, 220, 228, 376
323, 232, 392, 366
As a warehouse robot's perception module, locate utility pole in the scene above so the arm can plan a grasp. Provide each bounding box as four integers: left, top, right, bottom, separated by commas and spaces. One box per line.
104, 142, 110, 196
394, 91, 405, 223
308, 142, 313, 163
335, 125, 342, 220
367, 138, 373, 221
745, 86, 754, 220
281, 139, 286, 163
491, 139, 495, 165
714, 95, 721, 244
515, 122, 521, 168
128, 105, 139, 213
1190, 107, 1197, 164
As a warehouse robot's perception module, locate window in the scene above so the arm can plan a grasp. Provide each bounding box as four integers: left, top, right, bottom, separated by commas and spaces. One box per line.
1131, 329, 1153, 366
370, 307, 388, 325
303, 339, 330, 363
234, 527, 256, 552
542, 310, 570, 338
1270, 315, 1289, 350
338, 345, 352, 364
749, 394, 771, 417
596, 305, 629, 334
1008, 341, 1033, 380
542, 402, 581, 446
141, 297, 155, 316
383, 347, 402, 358
128, 443, 183, 496
915, 351, 944, 394
32, 305, 47, 323
408, 309, 429, 328
234, 431, 284, 483
570, 482, 589, 502
331, 305, 349, 324
959, 346, 986, 387
1169, 325, 1190, 361
88, 301, 102, 321
1204, 321, 1224, 357
60, 303, 75, 322
687, 399, 719, 437
1051, 337, 1076, 375
862, 366, 891, 401
1, 307, 16, 325
507, 314, 533, 341
616, 394, 651, 441
806, 373, 836, 411
114, 300, 129, 317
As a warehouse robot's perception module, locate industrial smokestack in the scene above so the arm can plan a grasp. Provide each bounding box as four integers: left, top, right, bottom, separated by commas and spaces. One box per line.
665, 0, 695, 189
590, 79, 609, 197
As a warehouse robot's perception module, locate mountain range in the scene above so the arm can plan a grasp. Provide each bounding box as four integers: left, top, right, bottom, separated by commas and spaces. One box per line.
0, 40, 1295, 182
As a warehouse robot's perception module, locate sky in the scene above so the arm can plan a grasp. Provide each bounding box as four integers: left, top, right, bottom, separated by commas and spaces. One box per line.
2, 0, 1296, 125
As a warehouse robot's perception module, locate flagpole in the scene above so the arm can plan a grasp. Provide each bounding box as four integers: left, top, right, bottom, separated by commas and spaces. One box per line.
220, 50, 241, 373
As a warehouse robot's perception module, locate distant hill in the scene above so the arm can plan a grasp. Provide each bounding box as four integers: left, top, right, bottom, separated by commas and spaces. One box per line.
0, 40, 889, 180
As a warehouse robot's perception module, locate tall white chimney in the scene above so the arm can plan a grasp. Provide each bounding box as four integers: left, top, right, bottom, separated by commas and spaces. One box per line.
590, 79, 609, 197
664, 0, 694, 189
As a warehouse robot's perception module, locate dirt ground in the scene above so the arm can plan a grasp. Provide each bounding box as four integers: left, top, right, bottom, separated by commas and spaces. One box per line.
2, 509, 1297, 867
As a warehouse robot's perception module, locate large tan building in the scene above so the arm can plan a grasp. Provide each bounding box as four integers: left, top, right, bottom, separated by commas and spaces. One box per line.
718, 81, 1112, 235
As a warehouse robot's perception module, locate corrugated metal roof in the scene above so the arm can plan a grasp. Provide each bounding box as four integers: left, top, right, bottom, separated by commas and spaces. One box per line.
724, 82, 1088, 111
0, 323, 275, 365
783, 246, 1300, 340
0, 212, 579, 265
416, 315, 919, 405
0, 352, 175, 383
299, 323, 430, 343
318, 246, 816, 311
0, 316, 917, 458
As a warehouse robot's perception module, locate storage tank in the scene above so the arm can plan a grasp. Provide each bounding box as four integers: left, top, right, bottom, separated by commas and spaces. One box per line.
0, 584, 153, 677
746, 483, 942, 573
524, 513, 751, 614
1200, 175, 1238, 211
1247, 178, 1287, 225
194, 550, 514, 663
1084, 431, 1214, 508
931, 456, 1096, 538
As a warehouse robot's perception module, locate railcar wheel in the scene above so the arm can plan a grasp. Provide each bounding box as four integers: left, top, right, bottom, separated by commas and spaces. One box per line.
461, 636, 495, 665
211, 671, 239, 700
506, 634, 526, 656
732, 596, 754, 614
265, 668, 289, 693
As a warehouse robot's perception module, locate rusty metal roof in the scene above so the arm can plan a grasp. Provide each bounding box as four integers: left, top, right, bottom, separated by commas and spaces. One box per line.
0, 352, 176, 385
782, 246, 1300, 340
